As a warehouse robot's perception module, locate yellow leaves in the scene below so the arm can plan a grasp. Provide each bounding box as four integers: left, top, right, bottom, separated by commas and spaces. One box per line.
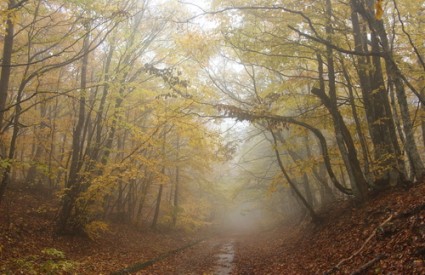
0, 1, 20, 36
268, 174, 284, 194
175, 31, 217, 66
375, 0, 384, 20
84, 220, 109, 240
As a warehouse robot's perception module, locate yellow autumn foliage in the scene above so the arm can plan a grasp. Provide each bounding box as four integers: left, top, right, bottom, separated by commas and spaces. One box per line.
375, 0, 384, 20
84, 220, 109, 240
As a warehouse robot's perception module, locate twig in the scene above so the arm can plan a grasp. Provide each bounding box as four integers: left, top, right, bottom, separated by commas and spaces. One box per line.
324, 215, 393, 274
350, 254, 385, 275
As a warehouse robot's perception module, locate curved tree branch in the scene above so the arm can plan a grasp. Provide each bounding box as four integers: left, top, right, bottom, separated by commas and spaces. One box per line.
216, 104, 352, 195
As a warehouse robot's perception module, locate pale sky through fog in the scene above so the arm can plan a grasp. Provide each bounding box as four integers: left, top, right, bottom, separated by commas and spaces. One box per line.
177, 0, 211, 13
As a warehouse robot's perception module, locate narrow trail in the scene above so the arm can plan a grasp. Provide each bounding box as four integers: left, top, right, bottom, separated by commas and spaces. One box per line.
132, 236, 238, 274
213, 240, 235, 275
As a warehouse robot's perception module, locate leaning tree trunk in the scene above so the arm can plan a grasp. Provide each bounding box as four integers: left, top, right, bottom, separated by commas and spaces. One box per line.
270, 130, 320, 222
314, 47, 368, 200
275, 132, 316, 207
287, 149, 315, 208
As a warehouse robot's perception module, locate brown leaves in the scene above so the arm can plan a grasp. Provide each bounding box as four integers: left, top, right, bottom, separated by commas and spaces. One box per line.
233, 180, 425, 274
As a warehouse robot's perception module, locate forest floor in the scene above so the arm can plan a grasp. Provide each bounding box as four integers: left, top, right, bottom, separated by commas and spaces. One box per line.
1, 179, 425, 274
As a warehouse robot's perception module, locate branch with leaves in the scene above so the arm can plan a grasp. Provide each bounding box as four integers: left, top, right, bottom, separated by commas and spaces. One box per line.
216, 104, 352, 195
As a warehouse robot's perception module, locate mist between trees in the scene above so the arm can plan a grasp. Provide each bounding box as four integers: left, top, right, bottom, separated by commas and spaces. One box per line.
0, 0, 424, 235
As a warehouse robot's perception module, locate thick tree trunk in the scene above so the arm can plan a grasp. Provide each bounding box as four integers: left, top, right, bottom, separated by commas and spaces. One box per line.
350, 0, 404, 187
374, 33, 425, 180
0, 1, 16, 204
0, 0, 16, 134
0, 88, 23, 204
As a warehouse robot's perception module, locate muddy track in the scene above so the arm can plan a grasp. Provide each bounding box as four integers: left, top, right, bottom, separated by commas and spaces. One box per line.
111, 237, 237, 274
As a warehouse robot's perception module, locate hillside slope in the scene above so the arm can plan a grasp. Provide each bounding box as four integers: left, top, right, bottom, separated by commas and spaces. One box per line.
234, 181, 425, 274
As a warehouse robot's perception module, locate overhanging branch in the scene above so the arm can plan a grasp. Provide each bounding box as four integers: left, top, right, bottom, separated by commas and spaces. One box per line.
216, 104, 352, 195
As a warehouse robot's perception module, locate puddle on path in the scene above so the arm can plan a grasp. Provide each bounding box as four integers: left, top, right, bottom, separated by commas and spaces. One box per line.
213, 240, 235, 275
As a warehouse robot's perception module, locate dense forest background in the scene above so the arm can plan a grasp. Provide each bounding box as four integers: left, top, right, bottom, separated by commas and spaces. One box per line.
0, 0, 424, 251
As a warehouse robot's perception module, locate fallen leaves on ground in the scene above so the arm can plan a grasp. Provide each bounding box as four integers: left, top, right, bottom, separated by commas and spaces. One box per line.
1, 180, 425, 274
233, 180, 425, 274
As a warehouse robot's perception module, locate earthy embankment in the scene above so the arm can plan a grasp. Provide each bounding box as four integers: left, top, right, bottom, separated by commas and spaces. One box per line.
233, 181, 425, 274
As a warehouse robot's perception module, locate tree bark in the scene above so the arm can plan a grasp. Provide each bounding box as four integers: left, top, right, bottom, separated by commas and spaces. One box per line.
314, 51, 368, 200
422, 88, 425, 148
0, 0, 16, 134
270, 130, 320, 222
358, 0, 425, 180
172, 135, 180, 227
151, 184, 163, 229
350, 0, 404, 187
339, 56, 372, 184
57, 26, 90, 233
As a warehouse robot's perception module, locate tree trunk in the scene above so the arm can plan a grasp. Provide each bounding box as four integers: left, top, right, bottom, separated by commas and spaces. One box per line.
0, 0, 16, 134
315, 0, 369, 201
282, 139, 315, 208
172, 135, 180, 227
270, 130, 320, 222
86, 42, 115, 164
314, 53, 368, 200
0, 85, 23, 204
422, 88, 425, 148
339, 56, 372, 184
360, 0, 425, 180
0, 1, 16, 202
136, 176, 151, 227
350, 0, 404, 187
57, 26, 90, 233
25, 102, 49, 185
151, 184, 163, 229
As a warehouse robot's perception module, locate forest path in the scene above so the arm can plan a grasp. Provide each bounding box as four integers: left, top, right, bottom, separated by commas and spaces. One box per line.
136, 236, 238, 274
212, 239, 236, 275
